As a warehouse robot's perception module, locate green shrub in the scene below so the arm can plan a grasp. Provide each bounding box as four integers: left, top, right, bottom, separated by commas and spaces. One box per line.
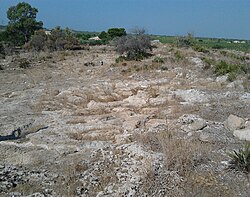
215, 61, 239, 75
228, 143, 250, 173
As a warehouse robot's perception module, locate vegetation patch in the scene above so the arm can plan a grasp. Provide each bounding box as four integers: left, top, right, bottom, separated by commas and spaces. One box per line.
113, 28, 152, 61
152, 56, 164, 64
215, 61, 247, 80
174, 50, 185, 61
18, 58, 31, 69
228, 143, 250, 174
192, 45, 209, 53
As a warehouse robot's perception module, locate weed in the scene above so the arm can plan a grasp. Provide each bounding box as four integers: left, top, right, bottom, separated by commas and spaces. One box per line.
174, 50, 184, 60
192, 45, 209, 53
202, 57, 215, 66
152, 56, 164, 64
160, 65, 168, 71
175, 33, 195, 48
202, 57, 216, 69
19, 58, 30, 68
220, 50, 248, 61
227, 72, 237, 82
228, 143, 250, 173
135, 131, 209, 176
115, 56, 127, 63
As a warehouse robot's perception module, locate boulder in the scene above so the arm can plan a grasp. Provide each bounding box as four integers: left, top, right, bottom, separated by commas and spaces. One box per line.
224, 114, 245, 131
233, 128, 250, 141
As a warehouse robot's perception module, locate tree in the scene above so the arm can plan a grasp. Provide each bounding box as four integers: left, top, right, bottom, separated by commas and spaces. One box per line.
99, 31, 109, 40
114, 28, 152, 60
107, 28, 126, 39
6, 2, 43, 45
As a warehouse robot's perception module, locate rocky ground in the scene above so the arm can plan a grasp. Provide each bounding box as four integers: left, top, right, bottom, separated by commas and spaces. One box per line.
0, 44, 250, 196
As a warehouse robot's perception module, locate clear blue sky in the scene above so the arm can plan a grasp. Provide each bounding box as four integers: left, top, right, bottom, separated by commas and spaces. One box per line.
0, 0, 249, 39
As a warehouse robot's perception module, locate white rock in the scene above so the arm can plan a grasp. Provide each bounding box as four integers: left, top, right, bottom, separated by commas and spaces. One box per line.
174, 89, 208, 104
224, 114, 245, 131
233, 128, 250, 141
216, 75, 228, 83
123, 90, 148, 108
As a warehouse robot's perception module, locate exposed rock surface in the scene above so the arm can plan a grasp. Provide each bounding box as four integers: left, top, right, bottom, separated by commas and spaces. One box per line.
0, 45, 250, 196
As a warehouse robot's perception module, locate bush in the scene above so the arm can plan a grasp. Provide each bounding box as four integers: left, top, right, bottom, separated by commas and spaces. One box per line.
215, 61, 242, 75
113, 28, 152, 60
228, 143, 250, 173
26, 29, 47, 51
26, 27, 80, 51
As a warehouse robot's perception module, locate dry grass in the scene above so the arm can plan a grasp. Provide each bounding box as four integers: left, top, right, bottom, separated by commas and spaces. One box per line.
133, 130, 231, 196
135, 130, 210, 175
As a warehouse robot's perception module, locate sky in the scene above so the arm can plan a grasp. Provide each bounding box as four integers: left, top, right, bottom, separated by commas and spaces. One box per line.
0, 0, 250, 40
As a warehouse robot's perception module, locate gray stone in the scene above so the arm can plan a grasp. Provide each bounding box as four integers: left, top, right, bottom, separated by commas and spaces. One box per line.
233, 128, 250, 141
224, 114, 245, 131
